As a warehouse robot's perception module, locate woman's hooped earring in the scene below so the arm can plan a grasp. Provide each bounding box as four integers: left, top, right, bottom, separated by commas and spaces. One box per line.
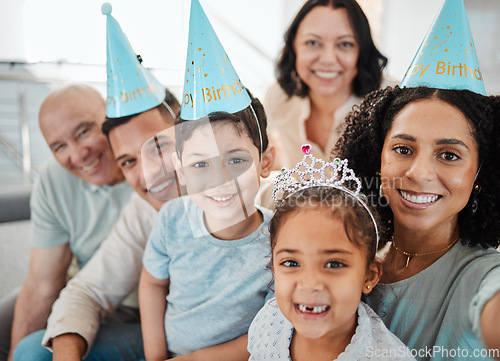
471, 182, 481, 214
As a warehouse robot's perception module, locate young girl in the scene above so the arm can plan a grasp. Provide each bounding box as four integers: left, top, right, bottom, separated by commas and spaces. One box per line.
247, 147, 415, 361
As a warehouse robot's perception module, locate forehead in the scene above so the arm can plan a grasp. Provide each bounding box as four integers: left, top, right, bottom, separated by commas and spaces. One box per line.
275, 208, 350, 248
40, 105, 100, 141
109, 109, 171, 155
388, 99, 475, 143
184, 121, 254, 151
297, 6, 354, 37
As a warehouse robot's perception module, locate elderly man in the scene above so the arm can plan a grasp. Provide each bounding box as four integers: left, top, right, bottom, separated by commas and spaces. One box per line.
11, 6, 184, 360
0, 83, 133, 361
12, 87, 181, 361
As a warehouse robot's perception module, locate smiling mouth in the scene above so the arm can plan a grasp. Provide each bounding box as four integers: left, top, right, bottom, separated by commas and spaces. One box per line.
81, 156, 101, 172
399, 190, 440, 204
313, 70, 340, 79
296, 304, 330, 314
207, 194, 236, 202
148, 177, 175, 194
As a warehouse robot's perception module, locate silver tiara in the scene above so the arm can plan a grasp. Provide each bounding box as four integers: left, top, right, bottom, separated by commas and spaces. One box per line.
272, 144, 379, 248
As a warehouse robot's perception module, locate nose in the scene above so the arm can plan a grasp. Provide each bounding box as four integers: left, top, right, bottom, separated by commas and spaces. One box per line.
207, 158, 231, 189
69, 142, 91, 165
319, 45, 338, 64
297, 267, 324, 292
405, 153, 436, 183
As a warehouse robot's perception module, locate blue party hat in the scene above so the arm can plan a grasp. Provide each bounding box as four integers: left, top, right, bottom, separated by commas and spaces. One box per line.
400, 0, 486, 95
102, 3, 166, 118
180, 0, 251, 120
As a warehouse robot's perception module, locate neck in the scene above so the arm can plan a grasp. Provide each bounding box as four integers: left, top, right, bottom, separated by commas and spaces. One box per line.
205, 207, 262, 240
392, 220, 460, 254
380, 221, 460, 282
308, 87, 353, 116
290, 321, 355, 361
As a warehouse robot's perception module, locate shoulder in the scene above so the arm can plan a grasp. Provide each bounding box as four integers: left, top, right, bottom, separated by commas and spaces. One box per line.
34, 158, 76, 192
121, 193, 157, 225
31, 158, 78, 210
248, 298, 292, 353
358, 302, 416, 360
450, 244, 500, 280
154, 196, 192, 232
263, 82, 307, 121
257, 172, 278, 211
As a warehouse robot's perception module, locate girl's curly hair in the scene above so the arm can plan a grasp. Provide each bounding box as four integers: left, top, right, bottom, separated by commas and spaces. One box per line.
335, 86, 500, 249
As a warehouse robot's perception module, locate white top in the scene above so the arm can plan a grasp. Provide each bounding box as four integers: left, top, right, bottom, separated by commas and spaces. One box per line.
263, 83, 362, 169
248, 298, 416, 361
42, 193, 157, 355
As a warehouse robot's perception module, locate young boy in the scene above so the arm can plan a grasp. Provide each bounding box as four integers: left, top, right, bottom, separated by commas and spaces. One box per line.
139, 94, 276, 360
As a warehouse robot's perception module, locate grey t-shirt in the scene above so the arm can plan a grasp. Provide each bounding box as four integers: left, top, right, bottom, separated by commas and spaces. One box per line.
365, 242, 500, 361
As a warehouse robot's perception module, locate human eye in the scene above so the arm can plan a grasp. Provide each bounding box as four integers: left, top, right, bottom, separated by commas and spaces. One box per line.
228, 157, 245, 165
193, 161, 209, 168
119, 158, 136, 168
338, 41, 355, 49
78, 128, 89, 138
52, 144, 66, 153
77, 124, 94, 139
393, 145, 413, 156
281, 260, 299, 268
438, 151, 461, 161
325, 261, 345, 268
306, 39, 320, 47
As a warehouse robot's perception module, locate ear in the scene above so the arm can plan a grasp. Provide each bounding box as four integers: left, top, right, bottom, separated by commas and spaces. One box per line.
172, 152, 186, 186
363, 258, 382, 295
259, 144, 276, 178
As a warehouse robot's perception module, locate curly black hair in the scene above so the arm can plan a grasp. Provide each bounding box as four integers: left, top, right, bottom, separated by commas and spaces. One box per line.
335, 86, 499, 249
276, 0, 387, 98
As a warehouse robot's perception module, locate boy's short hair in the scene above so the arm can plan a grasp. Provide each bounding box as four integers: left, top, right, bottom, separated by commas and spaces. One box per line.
175, 90, 268, 159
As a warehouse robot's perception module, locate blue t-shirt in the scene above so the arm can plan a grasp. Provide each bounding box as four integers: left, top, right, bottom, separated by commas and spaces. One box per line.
143, 196, 274, 357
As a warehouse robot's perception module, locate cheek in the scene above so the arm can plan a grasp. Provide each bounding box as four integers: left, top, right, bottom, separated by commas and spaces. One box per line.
123, 168, 141, 190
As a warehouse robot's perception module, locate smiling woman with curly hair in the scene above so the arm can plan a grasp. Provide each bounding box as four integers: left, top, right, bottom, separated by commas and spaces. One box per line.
335, 85, 500, 360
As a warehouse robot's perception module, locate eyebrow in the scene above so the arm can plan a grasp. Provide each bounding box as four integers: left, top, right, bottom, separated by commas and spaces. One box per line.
184, 147, 250, 161
390, 133, 470, 149
48, 121, 95, 150
275, 248, 352, 256
435, 138, 469, 150
389, 133, 416, 142
115, 153, 129, 163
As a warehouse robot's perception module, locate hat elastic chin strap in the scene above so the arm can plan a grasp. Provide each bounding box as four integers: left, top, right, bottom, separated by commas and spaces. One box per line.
161, 100, 177, 120
249, 104, 264, 172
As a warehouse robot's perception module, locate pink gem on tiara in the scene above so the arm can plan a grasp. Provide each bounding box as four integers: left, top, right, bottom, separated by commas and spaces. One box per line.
301, 144, 311, 155
272, 144, 380, 250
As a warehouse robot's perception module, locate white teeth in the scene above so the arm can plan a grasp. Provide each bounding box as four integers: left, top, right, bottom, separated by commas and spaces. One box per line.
298, 304, 328, 313
82, 158, 100, 172
149, 178, 174, 193
314, 70, 340, 79
209, 194, 235, 202
400, 190, 438, 204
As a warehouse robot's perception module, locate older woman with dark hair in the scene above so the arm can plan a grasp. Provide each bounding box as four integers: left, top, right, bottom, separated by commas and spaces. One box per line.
264, 0, 388, 169
336, 85, 500, 360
